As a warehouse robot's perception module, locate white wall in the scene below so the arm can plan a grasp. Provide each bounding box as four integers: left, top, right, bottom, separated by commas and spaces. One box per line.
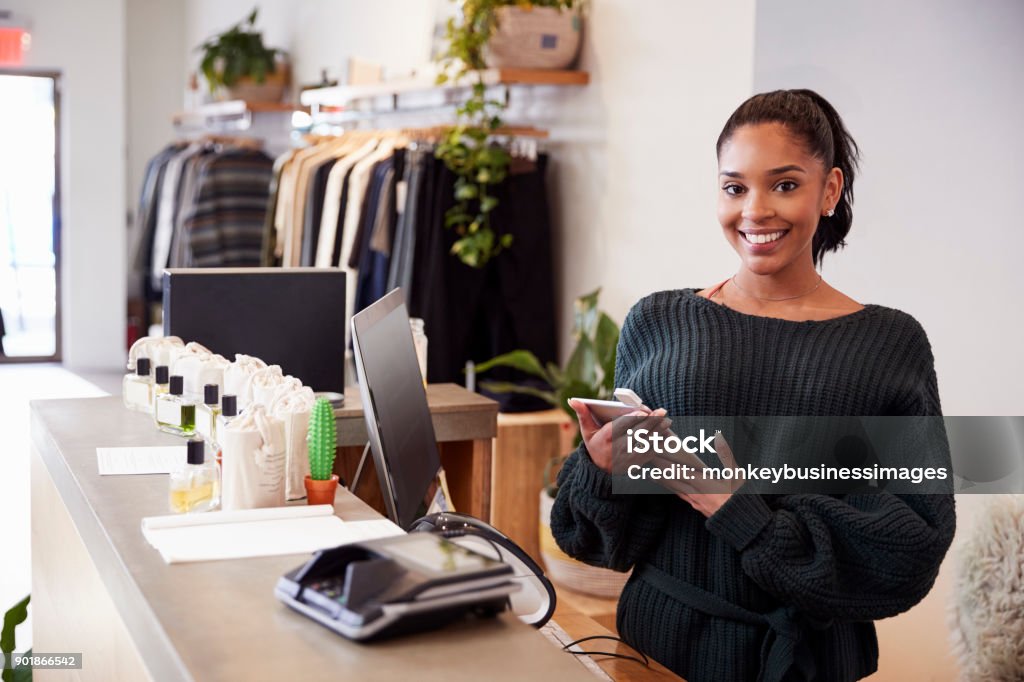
11, 0, 127, 369
183, 0, 439, 88
541, 1, 757, 353
125, 0, 185, 312
754, 0, 1024, 417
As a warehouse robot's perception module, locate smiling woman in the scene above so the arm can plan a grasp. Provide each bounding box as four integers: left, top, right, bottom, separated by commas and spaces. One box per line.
706, 90, 864, 320
553, 89, 956, 682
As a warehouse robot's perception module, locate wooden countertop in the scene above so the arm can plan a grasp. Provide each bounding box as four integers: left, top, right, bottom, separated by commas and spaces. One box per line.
29, 396, 593, 682
335, 383, 497, 445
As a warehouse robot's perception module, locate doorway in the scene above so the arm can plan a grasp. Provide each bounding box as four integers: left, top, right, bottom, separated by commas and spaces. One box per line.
0, 70, 61, 362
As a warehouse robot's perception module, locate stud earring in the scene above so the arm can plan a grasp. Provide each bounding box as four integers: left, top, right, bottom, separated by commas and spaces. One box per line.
825, 208, 835, 217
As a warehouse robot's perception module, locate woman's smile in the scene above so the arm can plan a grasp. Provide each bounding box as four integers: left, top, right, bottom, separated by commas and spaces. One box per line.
739, 228, 791, 251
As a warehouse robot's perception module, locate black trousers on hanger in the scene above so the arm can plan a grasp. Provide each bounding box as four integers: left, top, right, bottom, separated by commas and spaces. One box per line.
410, 154, 557, 412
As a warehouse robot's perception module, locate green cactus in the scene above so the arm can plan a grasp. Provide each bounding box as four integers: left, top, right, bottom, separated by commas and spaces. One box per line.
306, 398, 337, 481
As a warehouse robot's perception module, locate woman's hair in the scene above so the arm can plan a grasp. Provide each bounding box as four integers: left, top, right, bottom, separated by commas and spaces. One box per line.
716, 89, 861, 268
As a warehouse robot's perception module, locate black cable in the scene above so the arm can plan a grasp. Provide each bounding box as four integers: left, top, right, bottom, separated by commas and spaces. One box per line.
561, 634, 650, 667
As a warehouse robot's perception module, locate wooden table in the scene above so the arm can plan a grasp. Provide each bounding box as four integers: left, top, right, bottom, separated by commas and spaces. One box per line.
29, 396, 593, 682
333, 383, 497, 522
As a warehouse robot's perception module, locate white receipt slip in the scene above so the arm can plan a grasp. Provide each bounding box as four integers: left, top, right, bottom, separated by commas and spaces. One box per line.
97, 446, 186, 475
140, 505, 405, 564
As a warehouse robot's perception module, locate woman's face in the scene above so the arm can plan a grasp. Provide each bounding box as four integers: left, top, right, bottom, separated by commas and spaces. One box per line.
717, 122, 841, 275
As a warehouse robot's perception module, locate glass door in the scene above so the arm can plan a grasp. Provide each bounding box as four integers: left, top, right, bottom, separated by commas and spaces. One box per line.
0, 70, 61, 362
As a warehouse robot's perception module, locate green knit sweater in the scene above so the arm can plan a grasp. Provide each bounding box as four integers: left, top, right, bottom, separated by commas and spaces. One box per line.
551, 288, 956, 682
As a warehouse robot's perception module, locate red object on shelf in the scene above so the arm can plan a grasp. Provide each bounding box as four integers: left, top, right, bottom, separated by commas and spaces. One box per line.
0, 27, 29, 67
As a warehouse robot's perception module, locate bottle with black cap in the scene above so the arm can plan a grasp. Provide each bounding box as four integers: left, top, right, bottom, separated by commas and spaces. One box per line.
123, 357, 154, 412
154, 374, 197, 437
196, 383, 221, 442
154, 365, 171, 399
214, 394, 239, 468
169, 438, 220, 513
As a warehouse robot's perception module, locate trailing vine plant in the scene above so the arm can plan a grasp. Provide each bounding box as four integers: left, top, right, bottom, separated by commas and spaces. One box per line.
434, 0, 577, 267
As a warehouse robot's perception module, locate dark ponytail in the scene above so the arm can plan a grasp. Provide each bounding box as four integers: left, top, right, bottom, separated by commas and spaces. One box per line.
716, 89, 861, 268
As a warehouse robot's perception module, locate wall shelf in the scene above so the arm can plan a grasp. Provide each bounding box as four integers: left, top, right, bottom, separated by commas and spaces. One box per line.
300, 68, 590, 109
172, 100, 305, 130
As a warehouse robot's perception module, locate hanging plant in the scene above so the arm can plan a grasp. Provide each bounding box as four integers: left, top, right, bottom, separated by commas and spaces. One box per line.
435, 0, 578, 268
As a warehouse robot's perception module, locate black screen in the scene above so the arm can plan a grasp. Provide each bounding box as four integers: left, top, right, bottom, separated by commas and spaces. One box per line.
162, 268, 346, 392
351, 290, 441, 530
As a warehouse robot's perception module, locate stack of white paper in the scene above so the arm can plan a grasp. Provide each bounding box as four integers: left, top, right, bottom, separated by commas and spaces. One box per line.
141, 505, 405, 564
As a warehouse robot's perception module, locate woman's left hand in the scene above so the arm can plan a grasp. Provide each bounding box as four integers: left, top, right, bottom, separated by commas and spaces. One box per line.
674, 431, 743, 518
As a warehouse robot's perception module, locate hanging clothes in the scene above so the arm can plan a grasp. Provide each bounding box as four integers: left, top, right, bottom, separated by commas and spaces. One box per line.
132, 138, 273, 317
245, 129, 558, 411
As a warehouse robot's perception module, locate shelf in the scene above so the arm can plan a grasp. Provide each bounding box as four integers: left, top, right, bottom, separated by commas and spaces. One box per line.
172, 100, 305, 126
300, 68, 590, 108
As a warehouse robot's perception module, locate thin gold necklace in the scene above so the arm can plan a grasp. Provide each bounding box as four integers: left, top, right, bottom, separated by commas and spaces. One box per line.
730, 274, 823, 301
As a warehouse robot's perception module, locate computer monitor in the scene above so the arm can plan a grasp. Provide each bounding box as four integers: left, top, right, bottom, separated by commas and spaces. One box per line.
162, 268, 346, 393
350, 288, 442, 529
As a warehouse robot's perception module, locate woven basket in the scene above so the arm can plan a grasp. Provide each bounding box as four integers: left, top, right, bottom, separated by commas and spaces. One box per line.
485, 6, 582, 70
539, 491, 631, 598
222, 64, 290, 103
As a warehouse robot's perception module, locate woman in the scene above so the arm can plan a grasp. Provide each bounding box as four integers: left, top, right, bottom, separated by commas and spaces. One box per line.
553, 89, 956, 682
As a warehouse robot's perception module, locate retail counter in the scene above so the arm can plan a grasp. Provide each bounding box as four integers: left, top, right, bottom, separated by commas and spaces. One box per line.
29, 397, 595, 681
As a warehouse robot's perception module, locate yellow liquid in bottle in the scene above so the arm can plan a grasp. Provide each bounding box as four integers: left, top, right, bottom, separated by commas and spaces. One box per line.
169, 481, 214, 513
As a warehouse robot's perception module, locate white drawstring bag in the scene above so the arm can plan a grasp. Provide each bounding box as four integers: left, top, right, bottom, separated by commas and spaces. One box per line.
220, 404, 287, 511
223, 354, 268, 410
250, 365, 288, 407
171, 342, 229, 397
269, 385, 317, 500
127, 335, 184, 371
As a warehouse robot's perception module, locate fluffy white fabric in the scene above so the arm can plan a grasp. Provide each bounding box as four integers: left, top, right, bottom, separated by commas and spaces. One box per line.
949, 495, 1024, 680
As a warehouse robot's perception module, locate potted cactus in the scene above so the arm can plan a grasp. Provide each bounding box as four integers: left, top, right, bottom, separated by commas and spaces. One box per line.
305, 398, 340, 505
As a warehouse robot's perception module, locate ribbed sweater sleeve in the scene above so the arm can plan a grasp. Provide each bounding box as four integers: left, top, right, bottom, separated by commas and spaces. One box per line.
550, 304, 669, 571
705, 320, 956, 622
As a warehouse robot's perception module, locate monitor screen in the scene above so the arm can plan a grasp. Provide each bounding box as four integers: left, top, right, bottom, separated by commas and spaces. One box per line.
351, 288, 441, 529
162, 268, 346, 393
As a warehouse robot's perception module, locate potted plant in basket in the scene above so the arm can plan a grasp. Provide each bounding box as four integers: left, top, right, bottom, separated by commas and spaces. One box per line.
305, 398, 339, 505
434, 0, 582, 268
197, 7, 289, 102
475, 288, 631, 597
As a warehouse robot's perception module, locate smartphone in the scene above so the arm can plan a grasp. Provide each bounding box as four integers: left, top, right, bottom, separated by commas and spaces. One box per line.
571, 389, 651, 426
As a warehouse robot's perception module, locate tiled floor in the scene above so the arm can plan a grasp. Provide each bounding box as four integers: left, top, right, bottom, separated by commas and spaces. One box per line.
0, 363, 109, 651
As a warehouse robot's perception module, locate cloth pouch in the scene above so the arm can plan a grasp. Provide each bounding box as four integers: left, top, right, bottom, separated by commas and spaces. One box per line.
223, 354, 268, 409
126, 335, 184, 371
171, 342, 229, 397
220, 404, 287, 511
269, 385, 317, 500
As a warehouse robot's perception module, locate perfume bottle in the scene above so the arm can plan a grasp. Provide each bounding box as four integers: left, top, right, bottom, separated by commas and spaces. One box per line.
123, 357, 154, 412
213, 394, 238, 468
154, 365, 171, 398
196, 384, 221, 443
155, 375, 197, 437
169, 438, 220, 513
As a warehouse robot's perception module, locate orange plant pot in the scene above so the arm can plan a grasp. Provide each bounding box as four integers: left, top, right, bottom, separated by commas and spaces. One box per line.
304, 474, 339, 506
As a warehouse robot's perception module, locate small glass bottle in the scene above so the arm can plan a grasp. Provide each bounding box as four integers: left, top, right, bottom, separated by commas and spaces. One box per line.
410, 317, 428, 386
154, 365, 171, 399
155, 375, 197, 437
123, 357, 154, 412
169, 438, 220, 513
214, 394, 239, 468
196, 384, 221, 443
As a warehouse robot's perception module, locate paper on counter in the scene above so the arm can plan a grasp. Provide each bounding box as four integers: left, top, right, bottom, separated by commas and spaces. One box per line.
97, 445, 186, 475
141, 504, 405, 564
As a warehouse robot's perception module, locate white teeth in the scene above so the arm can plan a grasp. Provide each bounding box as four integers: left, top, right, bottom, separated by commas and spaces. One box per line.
743, 231, 786, 245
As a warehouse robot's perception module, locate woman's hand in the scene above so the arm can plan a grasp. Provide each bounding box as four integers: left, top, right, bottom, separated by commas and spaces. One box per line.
669, 431, 742, 518
568, 399, 669, 475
